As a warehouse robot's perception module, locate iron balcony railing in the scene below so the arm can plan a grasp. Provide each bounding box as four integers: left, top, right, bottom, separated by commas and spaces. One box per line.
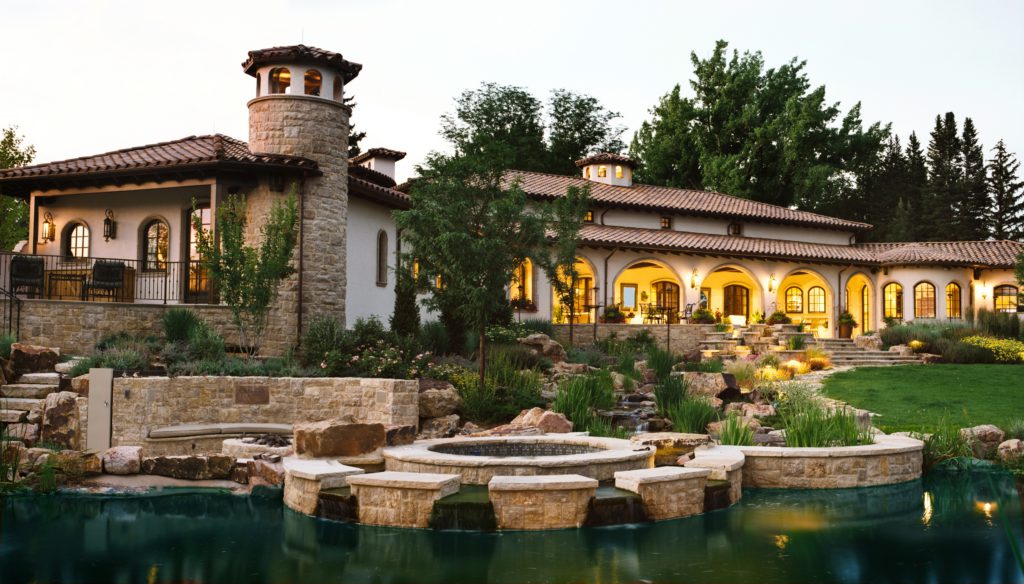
0, 251, 216, 305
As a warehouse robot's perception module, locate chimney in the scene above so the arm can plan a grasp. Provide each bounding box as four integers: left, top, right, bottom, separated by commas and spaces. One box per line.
351, 147, 406, 181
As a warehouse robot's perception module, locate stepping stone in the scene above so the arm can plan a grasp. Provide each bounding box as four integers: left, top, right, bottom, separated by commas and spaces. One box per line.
0, 398, 43, 411
17, 373, 60, 385
0, 409, 27, 423
1, 384, 57, 399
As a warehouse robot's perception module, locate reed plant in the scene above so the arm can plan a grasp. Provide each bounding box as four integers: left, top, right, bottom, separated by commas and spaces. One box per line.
668, 397, 720, 434
653, 375, 688, 416
646, 346, 676, 380
916, 417, 973, 471
782, 406, 872, 448
718, 414, 754, 446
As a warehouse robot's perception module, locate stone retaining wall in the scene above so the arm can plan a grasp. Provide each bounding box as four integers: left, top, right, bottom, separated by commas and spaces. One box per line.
738, 435, 924, 489
551, 323, 707, 355
110, 376, 418, 449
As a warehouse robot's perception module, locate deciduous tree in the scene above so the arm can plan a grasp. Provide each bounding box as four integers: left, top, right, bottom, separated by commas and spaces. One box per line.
0, 127, 35, 251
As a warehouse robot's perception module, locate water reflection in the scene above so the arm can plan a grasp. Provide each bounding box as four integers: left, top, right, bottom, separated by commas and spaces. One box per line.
0, 467, 1021, 584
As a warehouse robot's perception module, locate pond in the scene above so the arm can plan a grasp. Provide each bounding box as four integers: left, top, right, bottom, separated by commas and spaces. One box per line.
1, 465, 1021, 584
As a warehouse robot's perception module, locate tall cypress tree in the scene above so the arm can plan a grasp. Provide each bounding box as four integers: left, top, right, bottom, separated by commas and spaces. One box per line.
903, 132, 930, 241
863, 136, 907, 240
956, 117, 991, 239
988, 139, 1024, 240
925, 113, 963, 241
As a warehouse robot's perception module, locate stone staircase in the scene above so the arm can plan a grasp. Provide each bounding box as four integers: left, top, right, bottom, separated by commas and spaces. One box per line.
0, 372, 60, 425
815, 339, 921, 367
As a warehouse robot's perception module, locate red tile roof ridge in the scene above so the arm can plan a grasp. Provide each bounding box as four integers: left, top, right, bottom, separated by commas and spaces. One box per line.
9, 134, 227, 172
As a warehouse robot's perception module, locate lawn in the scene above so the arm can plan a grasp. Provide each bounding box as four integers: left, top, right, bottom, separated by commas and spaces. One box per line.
820, 364, 1024, 433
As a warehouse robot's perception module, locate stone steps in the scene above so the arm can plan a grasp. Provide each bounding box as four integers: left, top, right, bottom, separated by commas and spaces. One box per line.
1, 383, 58, 399
17, 372, 60, 385
0, 397, 43, 411
0, 409, 27, 423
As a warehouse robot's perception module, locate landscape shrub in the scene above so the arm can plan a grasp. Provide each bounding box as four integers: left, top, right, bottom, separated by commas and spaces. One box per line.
717, 413, 754, 446
756, 353, 781, 368
653, 375, 687, 416
668, 397, 719, 434
646, 347, 677, 379
187, 322, 226, 361
975, 309, 1021, 340
486, 346, 543, 408
785, 335, 807, 350
915, 418, 972, 471
689, 308, 716, 324
518, 319, 554, 337
597, 329, 658, 357
419, 321, 450, 355
552, 372, 617, 433
961, 336, 1024, 363
567, 347, 606, 368
302, 315, 344, 365
489, 343, 544, 371
724, 359, 756, 387
1004, 419, 1024, 441
782, 406, 872, 448
765, 311, 791, 325
162, 308, 202, 343
680, 359, 723, 373
0, 333, 15, 360
941, 341, 996, 364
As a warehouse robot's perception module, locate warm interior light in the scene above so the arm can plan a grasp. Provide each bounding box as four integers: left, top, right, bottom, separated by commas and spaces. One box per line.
597, 165, 607, 178
615, 165, 623, 178
690, 269, 699, 289
39, 212, 55, 242
768, 274, 777, 293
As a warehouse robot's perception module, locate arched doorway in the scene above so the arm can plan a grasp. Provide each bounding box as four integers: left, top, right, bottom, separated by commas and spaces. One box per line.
552, 257, 596, 324
723, 284, 750, 319
845, 272, 873, 336
699, 265, 759, 325
777, 269, 833, 337
612, 259, 683, 323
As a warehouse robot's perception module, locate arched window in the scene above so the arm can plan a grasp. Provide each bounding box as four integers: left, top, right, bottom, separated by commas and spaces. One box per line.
584, 167, 591, 179
861, 285, 870, 330
376, 230, 388, 286
883, 283, 903, 320
256, 73, 261, 97
946, 283, 962, 319
333, 76, 342, 100
914, 282, 936, 318
63, 222, 89, 259
597, 166, 607, 178
142, 220, 169, 272
994, 285, 1019, 313
615, 165, 623, 178
304, 69, 322, 96
510, 258, 534, 308
785, 287, 803, 313
269, 68, 291, 94
807, 286, 826, 313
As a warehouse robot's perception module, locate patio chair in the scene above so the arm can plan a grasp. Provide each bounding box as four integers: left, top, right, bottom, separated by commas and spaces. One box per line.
9, 255, 44, 298
683, 303, 695, 322
84, 260, 126, 302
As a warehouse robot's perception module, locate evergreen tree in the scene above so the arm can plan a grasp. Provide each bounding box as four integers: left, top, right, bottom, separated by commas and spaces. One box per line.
903, 132, 930, 241
956, 117, 991, 239
389, 261, 420, 338
862, 136, 907, 240
343, 96, 367, 157
988, 139, 1024, 240
924, 113, 963, 240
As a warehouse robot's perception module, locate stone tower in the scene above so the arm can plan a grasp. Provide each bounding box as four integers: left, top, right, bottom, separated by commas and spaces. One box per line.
243, 45, 362, 328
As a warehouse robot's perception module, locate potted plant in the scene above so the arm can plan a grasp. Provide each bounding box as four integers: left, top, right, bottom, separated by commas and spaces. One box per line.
765, 310, 792, 325
837, 311, 858, 338
600, 305, 627, 324
690, 308, 716, 324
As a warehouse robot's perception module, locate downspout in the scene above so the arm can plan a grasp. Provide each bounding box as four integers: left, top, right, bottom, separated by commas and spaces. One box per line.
296, 176, 306, 349
600, 248, 617, 343
836, 264, 853, 338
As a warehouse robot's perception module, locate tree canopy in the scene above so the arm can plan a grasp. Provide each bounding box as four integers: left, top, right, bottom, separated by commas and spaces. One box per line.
0, 127, 35, 251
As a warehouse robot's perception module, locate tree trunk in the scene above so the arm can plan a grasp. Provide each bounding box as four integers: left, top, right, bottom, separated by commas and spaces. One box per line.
478, 328, 487, 391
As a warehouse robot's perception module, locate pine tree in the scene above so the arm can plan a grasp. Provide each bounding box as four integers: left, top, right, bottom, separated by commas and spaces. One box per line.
389, 261, 421, 338
925, 113, 963, 241
988, 139, 1024, 240
956, 117, 991, 239
902, 133, 930, 241
863, 136, 907, 240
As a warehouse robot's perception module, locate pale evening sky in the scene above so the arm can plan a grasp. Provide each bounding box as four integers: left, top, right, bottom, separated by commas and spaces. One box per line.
2, 0, 1022, 183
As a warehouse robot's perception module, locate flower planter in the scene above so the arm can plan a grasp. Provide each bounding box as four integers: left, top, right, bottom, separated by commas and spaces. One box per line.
838, 323, 854, 339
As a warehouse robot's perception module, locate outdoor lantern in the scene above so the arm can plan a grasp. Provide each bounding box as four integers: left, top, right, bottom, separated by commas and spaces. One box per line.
39, 212, 55, 243
103, 208, 117, 241
690, 269, 699, 289
768, 273, 777, 293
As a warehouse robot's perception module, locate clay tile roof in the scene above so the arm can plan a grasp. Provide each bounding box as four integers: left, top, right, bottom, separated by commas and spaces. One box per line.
241, 45, 362, 83
348, 171, 410, 210
508, 170, 872, 232
575, 152, 637, 168
0, 134, 317, 183
856, 240, 1024, 268
348, 163, 396, 188
350, 147, 407, 165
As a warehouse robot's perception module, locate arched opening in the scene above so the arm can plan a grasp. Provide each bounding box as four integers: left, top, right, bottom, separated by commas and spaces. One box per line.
187, 205, 212, 303
699, 265, 761, 325
510, 258, 534, 310
552, 257, 595, 324
333, 77, 342, 101
883, 282, 904, 322
946, 282, 962, 319
141, 219, 169, 272
256, 72, 261, 97
269, 68, 291, 94
723, 284, 750, 320
62, 222, 90, 259
304, 69, 322, 96
376, 230, 388, 286
914, 282, 936, 319
777, 269, 832, 336
845, 272, 873, 336
612, 259, 682, 323
994, 285, 1019, 313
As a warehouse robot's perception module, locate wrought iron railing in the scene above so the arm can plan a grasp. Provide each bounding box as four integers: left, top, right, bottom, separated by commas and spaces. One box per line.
0, 251, 216, 305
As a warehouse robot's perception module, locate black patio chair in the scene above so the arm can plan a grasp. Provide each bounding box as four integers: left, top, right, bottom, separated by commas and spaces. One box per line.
9, 255, 44, 298
683, 303, 695, 322
84, 260, 126, 302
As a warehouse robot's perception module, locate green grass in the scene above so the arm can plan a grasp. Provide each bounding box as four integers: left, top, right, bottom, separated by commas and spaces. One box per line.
821, 365, 1024, 433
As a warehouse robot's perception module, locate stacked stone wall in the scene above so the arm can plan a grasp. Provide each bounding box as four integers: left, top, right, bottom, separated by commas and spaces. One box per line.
551, 324, 707, 355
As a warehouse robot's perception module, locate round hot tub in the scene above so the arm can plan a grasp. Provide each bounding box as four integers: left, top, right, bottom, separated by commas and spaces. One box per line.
383, 436, 655, 485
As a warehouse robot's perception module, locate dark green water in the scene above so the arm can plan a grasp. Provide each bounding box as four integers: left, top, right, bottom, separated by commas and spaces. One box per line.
1, 466, 1022, 584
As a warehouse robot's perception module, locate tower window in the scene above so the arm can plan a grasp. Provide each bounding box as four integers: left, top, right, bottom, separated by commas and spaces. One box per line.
584, 167, 591, 179
376, 230, 388, 286
63, 222, 90, 260
660, 217, 672, 230
256, 73, 261, 97
142, 219, 170, 272
584, 210, 594, 223
597, 166, 607, 178
269, 68, 291, 94
615, 165, 623, 178
304, 69, 322, 96
333, 77, 342, 101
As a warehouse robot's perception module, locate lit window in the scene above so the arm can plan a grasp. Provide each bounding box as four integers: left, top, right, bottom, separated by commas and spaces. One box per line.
945, 283, 961, 319
304, 69, 322, 96
808, 286, 826, 314
615, 165, 623, 178
597, 166, 607, 178
994, 285, 1019, 313
785, 287, 803, 313
584, 210, 594, 223
510, 258, 534, 308
376, 230, 388, 286
883, 283, 903, 320
660, 217, 672, 230
142, 220, 169, 272
914, 282, 936, 318
584, 167, 591, 179
333, 77, 342, 101
64, 222, 90, 259
269, 68, 291, 94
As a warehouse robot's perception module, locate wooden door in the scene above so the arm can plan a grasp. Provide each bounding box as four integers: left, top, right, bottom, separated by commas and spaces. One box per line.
723, 285, 749, 318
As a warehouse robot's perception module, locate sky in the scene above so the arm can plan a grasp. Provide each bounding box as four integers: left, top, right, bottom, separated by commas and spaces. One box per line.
2, 0, 1023, 183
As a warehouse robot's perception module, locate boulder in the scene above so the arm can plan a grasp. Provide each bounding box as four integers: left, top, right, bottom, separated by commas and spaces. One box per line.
723, 402, 744, 416
741, 403, 776, 419
919, 353, 943, 364
610, 372, 626, 391
517, 333, 567, 363
0, 358, 13, 385
959, 424, 1005, 458
292, 420, 386, 458
231, 463, 250, 484
418, 385, 462, 419
102, 446, 143, 475
1, 441, 26, 467
25, 403, 42, 425
6, 423, 39, 446
706, 417, 761, 436
511, 407, 573, 433
682, 372, 728, 398
630, 432, 710, 466
551, 361, 591, 376
418, 414, 460, 439
385, 424, 417, 447
53, 451, 101, 476
141, 455, 235, 480
248, 459, 285, 485
997, 439, 1024, 464
854, 334, 883, 351
70, 374, 90, 395
40, 391, 80, 450
10, 343, 60, 373
460, 422, 483, 435
888, 344, 915, 358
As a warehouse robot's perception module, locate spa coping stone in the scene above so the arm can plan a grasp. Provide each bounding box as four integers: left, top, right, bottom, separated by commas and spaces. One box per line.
283, 458, 364, 488
488, 474, 598, 491
614, 467, 710, 493
346, 471, 461, 492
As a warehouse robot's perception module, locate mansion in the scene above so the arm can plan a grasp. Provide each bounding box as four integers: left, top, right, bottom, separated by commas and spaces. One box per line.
0, 44, 1021, 353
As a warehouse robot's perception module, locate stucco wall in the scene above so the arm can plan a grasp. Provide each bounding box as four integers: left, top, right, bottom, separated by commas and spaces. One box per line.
346, 196, 398, 324
594, 208, 854, 245
110, 375, 419, 447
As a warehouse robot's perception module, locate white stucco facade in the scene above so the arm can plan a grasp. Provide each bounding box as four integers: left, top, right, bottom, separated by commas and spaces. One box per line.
345, 196, 399, 324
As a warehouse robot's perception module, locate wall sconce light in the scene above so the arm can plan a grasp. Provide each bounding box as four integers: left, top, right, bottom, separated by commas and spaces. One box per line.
690, 269, 699, 289
768, 273, 777, 293
103, 209, 117, 241
39, 212, 55, 243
